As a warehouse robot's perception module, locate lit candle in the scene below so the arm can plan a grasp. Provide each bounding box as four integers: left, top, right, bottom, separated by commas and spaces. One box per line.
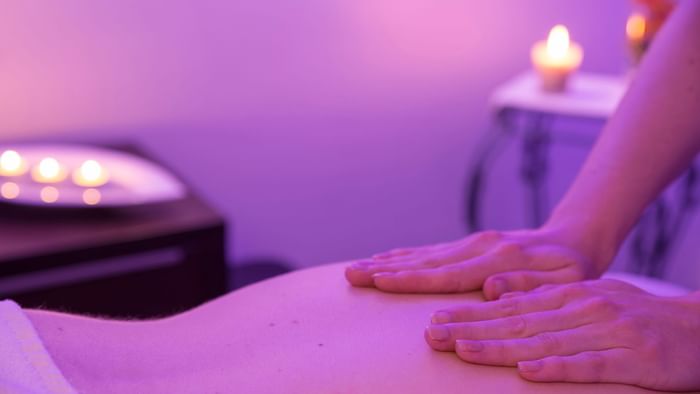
627, 13, 646, 42
31, 157, 68, 183
0, 150, 28, 177
626, 13, 647, 65
530, 24, 583, 92
72, 160, 109, 187
82, 188, 101, 205
40, 186, 60, 203
0, 182, 20, 199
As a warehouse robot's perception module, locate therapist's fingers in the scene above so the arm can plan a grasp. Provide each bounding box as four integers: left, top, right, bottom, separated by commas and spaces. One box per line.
499, 282, 571, 299
479, 244, 594, 299
364, 230, 505, 270
371, 240, 459, 261
434, 280, 640, 325
482, 268, 583, 300
372, 247, 414, 260
518, 349, 641, 385
344, 266, 375, 286
522, 283, 559, 294
430, 290, 564, 324
355, 232, 501, 270
361, 251, 465, 272
345, 254, 462, 287
425, 306, 595, 351
346, 239, 490, 288
498, 291, 527, 299
454, 324, 616, 366
371, 266, 478, 293
348, 230, 595, 293
371, 245, 567, 293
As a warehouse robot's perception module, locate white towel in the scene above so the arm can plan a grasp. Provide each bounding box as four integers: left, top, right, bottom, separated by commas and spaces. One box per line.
0, 300, 78, 394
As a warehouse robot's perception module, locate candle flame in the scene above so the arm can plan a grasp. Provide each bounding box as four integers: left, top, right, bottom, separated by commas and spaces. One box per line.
80, 160, 103, 182
626, 13, 646, 41
0, 150, 22, 172
546, 24, 570, 60
38, 157, 61, 179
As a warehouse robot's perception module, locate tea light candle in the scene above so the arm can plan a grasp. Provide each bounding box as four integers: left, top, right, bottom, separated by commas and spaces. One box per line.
0, 150, 28, 177
32, 157, 68, 183
40, 186, 60, 203
72, 160, 109, 187
626, 13, 647, 65
530, 24, 583, 92
0, 182, 20, 199
82, 188, 101, 205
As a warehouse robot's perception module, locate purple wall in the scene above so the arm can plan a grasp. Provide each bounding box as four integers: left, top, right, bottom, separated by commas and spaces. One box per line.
9, 1, 696, 287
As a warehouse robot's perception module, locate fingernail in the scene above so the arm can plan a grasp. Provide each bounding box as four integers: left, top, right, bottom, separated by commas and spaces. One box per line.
456, 340, 483, 352
372, 272, 394, 279
491, 278, 510, 296
427, 325, 451, 341
518, 360, 542, 372
431, 311, 451, 324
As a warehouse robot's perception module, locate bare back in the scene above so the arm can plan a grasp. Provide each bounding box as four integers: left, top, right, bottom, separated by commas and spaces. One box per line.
28, 263, 664, 393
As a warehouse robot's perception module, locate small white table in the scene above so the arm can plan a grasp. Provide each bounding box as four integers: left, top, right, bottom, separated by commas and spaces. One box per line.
489, 71, 627, 120
467, 71, 699, 278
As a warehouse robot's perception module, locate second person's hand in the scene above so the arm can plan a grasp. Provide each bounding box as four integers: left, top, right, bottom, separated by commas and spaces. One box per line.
345, 227, 612, 300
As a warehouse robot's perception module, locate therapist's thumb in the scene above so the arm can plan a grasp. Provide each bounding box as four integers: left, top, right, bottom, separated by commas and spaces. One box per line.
483, 270, 570, 300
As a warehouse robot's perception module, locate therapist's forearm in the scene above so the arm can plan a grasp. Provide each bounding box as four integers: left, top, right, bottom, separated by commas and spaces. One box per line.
545, 0, 700, 272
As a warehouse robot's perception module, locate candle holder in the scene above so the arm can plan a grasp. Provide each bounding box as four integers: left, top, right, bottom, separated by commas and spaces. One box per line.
533, 64, 578, 93
531, 25, 583, 93
0, 144, 185, 208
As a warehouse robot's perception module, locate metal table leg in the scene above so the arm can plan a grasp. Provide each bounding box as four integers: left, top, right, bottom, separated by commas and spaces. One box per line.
466, 104, 698, 281
631, 163, 699, 277
465, 109, 514, 232
520, 113, 553, 227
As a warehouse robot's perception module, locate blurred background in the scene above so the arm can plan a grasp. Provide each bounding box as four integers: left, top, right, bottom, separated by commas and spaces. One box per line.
0, 0, 696, 315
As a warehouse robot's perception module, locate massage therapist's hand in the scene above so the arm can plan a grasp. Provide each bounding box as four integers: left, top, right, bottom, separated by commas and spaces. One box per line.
424, 280, 700, 391
345, 226, 612, 300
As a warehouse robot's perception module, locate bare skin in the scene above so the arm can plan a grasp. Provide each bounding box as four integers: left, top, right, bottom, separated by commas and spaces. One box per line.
344, 1, 700, 390
346, 1, 700, 299
345, 229, 599, 300
425, 280, 700, 391
13, 3, 700, 393
23, 263, 675, 394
